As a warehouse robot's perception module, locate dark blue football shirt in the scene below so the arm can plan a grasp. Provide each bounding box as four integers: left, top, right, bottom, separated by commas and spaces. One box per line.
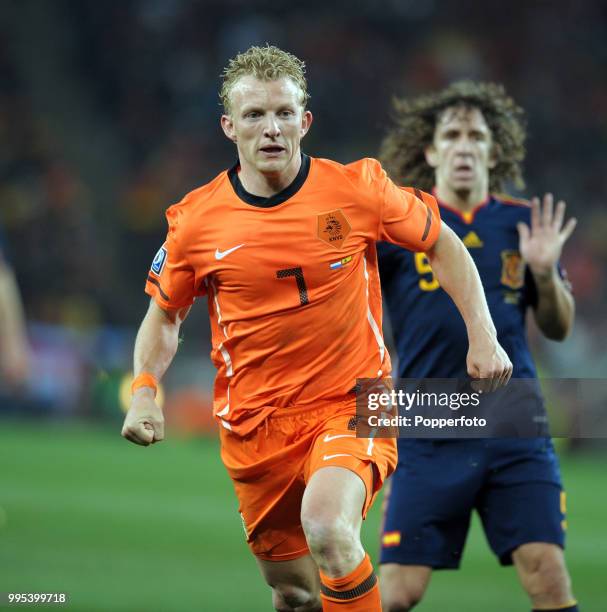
378, 194, 542, 379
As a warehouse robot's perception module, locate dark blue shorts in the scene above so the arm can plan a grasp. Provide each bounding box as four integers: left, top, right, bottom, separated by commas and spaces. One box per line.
379, 438, 566, 569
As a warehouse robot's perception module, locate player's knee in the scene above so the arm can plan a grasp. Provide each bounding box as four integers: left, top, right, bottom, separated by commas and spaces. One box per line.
528, 559, 570, 602
383, 601, 419, 612
380, 567, 426, 611
382, 589, 424, 612
272, 584, 321, 611
301, 513, 358, 569
516, 544, 571, 603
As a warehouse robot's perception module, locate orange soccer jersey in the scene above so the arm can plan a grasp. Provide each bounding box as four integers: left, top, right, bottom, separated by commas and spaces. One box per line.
145, 154, 440, 436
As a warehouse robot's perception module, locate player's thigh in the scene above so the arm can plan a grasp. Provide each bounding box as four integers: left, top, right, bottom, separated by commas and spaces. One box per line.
479, 481, 565, 565
304, 405, 397, 524
478, 440, 565, 565
380, 440, 481, 569
380, 563, 432, 611
256, 554, 321, 611
220, 421, 311, 561
301, 465, 367, 532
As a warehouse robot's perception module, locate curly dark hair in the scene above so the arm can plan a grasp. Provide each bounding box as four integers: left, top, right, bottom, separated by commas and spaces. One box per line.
379, 81, 526, 193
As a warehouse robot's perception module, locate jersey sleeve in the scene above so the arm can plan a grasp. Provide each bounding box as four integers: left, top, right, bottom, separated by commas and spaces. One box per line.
144, 204, 204, 309
367, 159, 441, 251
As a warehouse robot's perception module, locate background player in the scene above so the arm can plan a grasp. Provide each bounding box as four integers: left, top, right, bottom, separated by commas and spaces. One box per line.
378, 81, 578, 612
121, 48, 512, 612
0, 226, 29, 388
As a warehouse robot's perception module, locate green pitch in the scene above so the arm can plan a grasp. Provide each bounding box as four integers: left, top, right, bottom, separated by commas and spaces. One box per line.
0, 421, 604, 611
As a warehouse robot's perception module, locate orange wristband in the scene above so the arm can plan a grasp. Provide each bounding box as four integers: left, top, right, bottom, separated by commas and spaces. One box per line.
131, 373, 158, 397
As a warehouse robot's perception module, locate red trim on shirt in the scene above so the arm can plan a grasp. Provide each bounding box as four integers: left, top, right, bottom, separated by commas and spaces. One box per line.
494, 193, 531, 208
431, 187, 490, 224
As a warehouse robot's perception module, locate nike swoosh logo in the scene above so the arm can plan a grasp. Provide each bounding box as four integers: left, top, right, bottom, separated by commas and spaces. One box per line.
323, 433, 356, 442
215, 244, 245, 260
322, 453, 352, 461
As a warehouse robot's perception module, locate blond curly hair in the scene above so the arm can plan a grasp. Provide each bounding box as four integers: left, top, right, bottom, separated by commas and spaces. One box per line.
380, 81, 526, 193
220, 45, 309, 114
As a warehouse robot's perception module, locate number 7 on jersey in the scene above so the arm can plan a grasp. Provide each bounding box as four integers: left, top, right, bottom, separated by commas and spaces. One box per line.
276, 267, 309, 305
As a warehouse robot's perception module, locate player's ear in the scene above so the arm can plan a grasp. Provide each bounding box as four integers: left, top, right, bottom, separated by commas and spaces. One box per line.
221, 114, 237, 143
425, 144, 439, 168
300, 110, 313, 138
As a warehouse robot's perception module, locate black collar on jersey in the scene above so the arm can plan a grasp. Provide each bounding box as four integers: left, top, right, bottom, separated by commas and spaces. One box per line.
228, 153, 310, 208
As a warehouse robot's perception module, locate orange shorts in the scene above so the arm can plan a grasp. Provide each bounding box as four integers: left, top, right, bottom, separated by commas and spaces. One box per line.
220, 400, 397, 561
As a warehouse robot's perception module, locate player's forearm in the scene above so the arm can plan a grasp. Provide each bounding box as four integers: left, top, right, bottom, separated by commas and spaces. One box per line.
133, 300, 183, 385
532, 268, 574, 340
427, 223, 497, 345
0, 264, 29, 355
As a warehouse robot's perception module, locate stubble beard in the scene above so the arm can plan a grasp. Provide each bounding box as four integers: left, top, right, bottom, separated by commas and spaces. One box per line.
454, 186, 472, 200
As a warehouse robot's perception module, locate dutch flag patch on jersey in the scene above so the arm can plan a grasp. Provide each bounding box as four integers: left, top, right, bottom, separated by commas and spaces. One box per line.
150, 246, 167, 276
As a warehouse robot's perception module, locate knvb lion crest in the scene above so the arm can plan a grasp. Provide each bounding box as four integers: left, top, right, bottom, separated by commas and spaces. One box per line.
317, 209, 351, 250
500, 250, 525, 289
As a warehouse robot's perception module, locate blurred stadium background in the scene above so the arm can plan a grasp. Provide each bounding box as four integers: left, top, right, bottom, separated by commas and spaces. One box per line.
0, 1, 605, 610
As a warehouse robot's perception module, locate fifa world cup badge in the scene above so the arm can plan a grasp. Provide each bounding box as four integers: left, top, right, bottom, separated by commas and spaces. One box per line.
151, 246, 167, 276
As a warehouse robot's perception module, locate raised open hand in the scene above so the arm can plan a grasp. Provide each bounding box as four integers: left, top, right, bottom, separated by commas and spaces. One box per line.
517, 193, 577, 280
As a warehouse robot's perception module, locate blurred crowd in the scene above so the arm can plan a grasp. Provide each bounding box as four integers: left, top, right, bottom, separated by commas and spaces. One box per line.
0, 0, 605, 411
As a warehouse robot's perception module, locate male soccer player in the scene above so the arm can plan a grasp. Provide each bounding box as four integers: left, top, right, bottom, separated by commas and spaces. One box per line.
378, 81, 578, 612
121, 48, 512, 612
0, 226, 29, 387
